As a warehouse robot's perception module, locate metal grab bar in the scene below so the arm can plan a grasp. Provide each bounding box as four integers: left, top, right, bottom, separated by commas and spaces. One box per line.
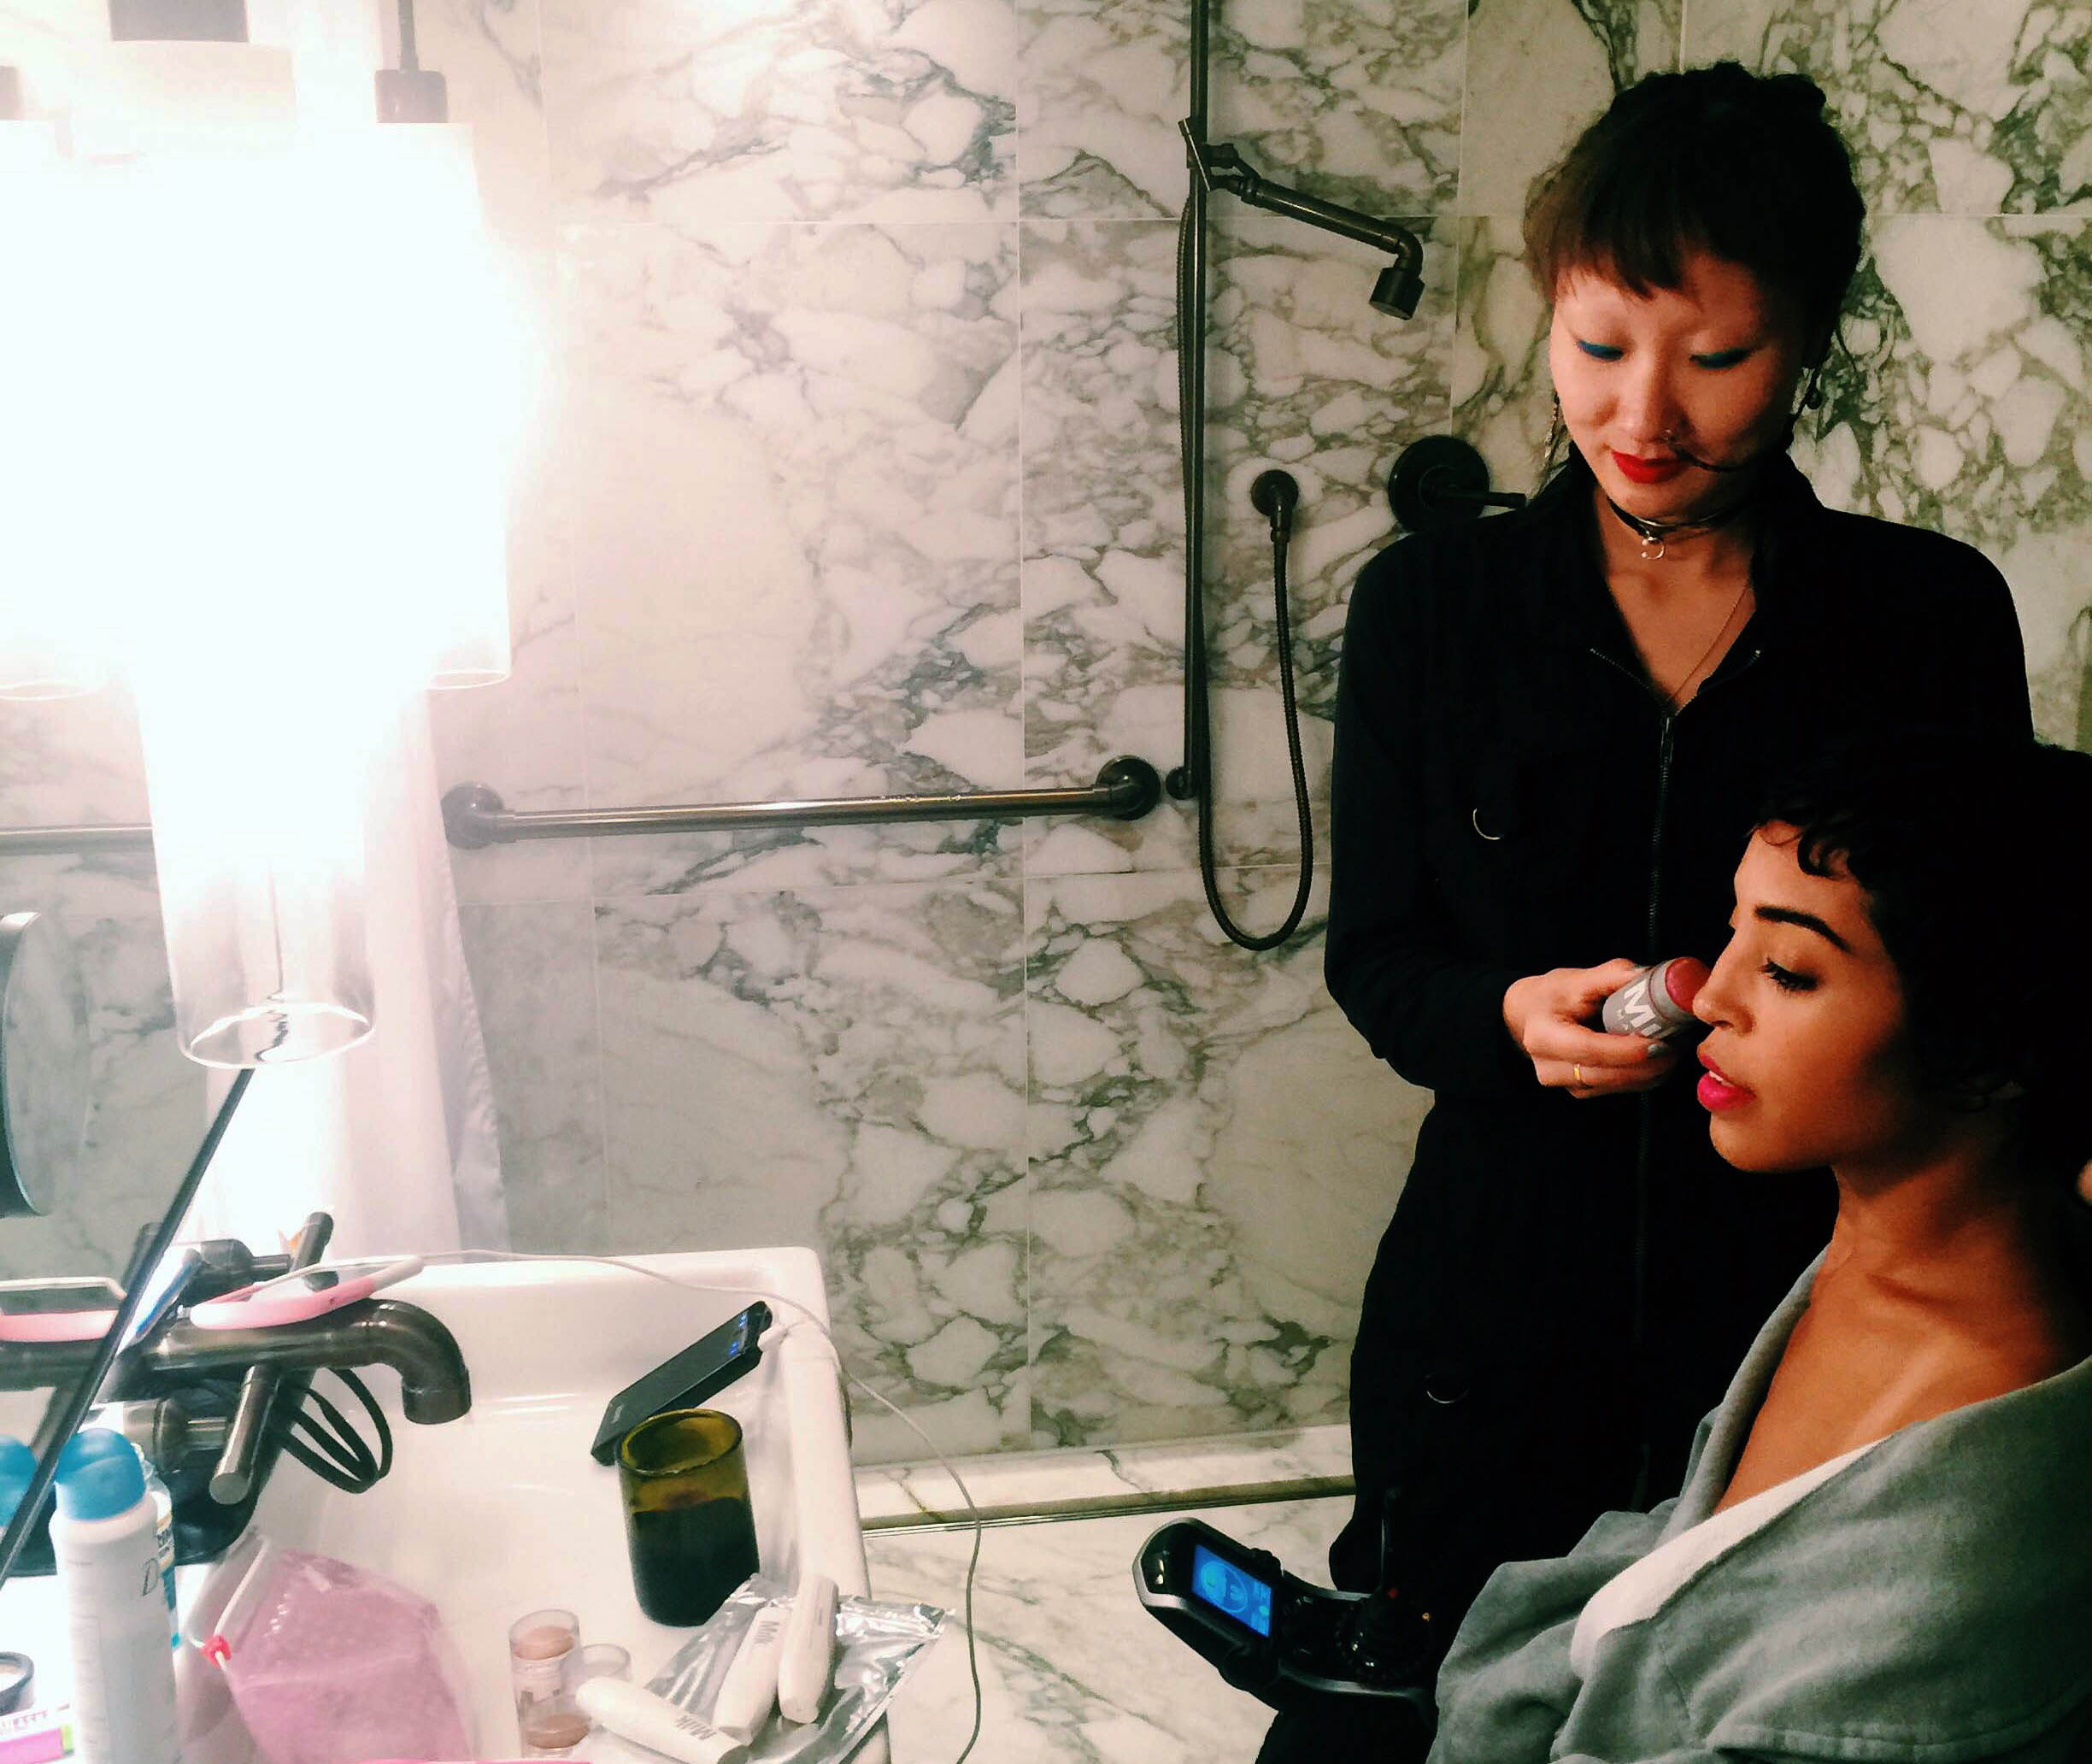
0, 821, 153, 856
0, 758, 1167, 856
440, 756, 1165, 849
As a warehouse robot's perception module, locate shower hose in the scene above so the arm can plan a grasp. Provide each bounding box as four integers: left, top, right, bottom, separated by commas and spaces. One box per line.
1173, 198, 1317, 953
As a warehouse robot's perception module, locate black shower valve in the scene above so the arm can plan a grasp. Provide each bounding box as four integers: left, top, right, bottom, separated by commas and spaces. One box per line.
1249, 469, 1301, 539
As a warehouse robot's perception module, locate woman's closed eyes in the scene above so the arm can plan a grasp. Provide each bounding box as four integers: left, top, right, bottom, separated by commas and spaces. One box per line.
1572, 337, 1759, 369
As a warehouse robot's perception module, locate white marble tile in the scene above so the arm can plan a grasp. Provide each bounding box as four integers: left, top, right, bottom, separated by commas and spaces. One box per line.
593, 879, 1031, 1460
540, 0, 1018, 225
1025, 867, 1429, 1449
554, 218, 1025, 897
867, 1494, 1350, 1764
1018, 0, 1465, 220
0, 685, 150, 831
0, 884, 203, 1282
1792, 215, 2092, 745
457, 898, 608, 1251
408, 0, 555, 251
1020, 216, 1450, 877
1449, 212, 1557, 498
1684, 0, 2090, 216
1459, 0, 1680, 217
430, 422, 596, 908
855, 1421, 1350, 1521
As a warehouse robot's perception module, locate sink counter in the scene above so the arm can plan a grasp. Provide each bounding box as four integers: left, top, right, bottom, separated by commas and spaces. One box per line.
1, 1246, 884, 1762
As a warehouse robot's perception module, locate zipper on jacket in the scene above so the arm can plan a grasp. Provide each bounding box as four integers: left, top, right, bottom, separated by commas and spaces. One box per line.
1584, 642, 1763, 1509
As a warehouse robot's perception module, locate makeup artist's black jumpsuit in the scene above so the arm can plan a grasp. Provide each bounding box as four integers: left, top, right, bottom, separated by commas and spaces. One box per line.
1257, 456, 2030, 1761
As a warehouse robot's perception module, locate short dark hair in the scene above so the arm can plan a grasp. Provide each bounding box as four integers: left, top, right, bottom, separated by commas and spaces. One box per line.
1758, 732, 2092, 1187
1524, 62, 1865, 359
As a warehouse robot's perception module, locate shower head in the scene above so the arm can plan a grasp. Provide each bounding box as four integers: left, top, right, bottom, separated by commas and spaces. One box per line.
1184, 127, 1428, 320
1370, 262, 1425, 320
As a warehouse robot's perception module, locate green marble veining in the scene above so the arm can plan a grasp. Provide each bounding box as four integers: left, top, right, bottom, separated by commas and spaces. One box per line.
1685, 0, 2090, 215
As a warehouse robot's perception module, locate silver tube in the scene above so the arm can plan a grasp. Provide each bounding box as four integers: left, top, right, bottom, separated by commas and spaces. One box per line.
441, 756, 1162, 850
208, 1365, 274, 1504
0, 823, 154, 856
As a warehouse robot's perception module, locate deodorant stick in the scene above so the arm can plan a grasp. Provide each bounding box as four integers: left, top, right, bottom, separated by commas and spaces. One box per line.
1601, 956, 1709, 1045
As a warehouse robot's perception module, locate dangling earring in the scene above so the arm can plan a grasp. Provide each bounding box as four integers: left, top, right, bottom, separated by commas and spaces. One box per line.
1539, 395, 1566, 485
1801, 363, 1825, 409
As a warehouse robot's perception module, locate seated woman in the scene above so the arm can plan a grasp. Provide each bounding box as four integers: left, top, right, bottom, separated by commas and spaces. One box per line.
1427, 732, 2092, 1763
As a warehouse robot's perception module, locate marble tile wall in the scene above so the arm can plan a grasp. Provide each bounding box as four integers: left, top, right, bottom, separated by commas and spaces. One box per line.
3, 0, 2086, 1460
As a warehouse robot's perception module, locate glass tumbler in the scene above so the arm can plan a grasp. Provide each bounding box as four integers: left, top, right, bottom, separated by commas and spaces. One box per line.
618, 1408, 759, 1626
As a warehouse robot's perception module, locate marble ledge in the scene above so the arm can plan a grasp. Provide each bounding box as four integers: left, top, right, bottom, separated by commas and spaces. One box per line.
855, 1421, 1351, 1525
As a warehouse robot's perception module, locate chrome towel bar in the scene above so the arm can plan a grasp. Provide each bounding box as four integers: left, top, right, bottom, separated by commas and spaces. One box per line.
0, 758, 1165, 856
440, 756, 1163, 849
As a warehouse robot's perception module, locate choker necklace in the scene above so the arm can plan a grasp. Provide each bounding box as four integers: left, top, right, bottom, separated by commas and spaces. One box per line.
1602, 491, 1755, 562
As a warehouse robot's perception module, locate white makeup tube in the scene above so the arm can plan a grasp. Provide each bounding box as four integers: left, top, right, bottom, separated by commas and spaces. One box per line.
714, 1598, 789, 1740
574, 1677, 750, 1764
777, 1573, 839, 1725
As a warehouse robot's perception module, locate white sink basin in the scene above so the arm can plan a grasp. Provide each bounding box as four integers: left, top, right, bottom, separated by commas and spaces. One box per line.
2, 1246, 883, 1761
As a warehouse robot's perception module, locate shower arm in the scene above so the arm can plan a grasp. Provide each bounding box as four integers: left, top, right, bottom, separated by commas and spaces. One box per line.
1178, 123, 1424, 277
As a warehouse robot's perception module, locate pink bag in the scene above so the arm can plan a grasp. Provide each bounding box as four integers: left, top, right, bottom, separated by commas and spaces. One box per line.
200, 1532, 476, 1764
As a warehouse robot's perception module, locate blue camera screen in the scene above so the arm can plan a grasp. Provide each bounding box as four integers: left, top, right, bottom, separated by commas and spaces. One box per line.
1190, 1543, 1272, 1637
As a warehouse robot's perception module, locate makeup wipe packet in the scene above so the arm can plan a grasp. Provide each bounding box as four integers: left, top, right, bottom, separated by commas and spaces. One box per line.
588, 1576, 944, 1764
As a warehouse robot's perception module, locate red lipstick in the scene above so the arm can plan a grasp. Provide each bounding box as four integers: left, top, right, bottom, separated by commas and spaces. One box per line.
1695, 1049, 1752, 1113
1612, 451, 1687, 485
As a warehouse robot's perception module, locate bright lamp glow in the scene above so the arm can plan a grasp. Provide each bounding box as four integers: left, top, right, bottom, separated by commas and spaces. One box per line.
55, 62, 522, 1066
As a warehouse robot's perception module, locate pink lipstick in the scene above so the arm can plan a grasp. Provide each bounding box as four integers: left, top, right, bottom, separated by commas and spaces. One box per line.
1695, 1050, 1752, 1112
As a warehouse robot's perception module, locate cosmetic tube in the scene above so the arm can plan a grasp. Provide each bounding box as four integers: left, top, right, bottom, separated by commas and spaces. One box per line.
574, 1678, 749, 1764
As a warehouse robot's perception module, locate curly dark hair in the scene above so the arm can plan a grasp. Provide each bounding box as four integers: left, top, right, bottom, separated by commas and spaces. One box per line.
1757, 732, 2092, 1188
1524, 61, 1865, 362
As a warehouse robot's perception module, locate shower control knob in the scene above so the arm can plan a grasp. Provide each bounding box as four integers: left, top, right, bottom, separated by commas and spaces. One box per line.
1249, 470, 1301, 538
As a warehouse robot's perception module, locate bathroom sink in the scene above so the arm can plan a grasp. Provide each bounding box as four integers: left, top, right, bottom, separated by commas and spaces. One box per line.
0, 1247, 884, 1761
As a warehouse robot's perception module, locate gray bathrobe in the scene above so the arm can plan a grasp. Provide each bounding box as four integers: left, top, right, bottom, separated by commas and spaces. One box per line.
1428, 1253, 2092, 1763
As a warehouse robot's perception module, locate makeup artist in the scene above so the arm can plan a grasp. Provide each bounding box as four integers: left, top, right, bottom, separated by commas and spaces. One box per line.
1264, 61, 2034, 1761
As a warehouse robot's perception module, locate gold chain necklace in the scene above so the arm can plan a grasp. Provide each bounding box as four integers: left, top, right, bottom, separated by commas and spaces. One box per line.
1662, 576, 1753, 708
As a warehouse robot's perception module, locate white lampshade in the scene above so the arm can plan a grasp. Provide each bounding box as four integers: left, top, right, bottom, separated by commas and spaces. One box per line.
57, 44, 519, 1065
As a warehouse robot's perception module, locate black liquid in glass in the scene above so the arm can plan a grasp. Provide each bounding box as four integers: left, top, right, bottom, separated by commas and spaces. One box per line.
618, 1409, 759, 1626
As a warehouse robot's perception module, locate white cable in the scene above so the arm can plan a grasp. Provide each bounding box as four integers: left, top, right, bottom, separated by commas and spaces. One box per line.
445, 1250, 985, 1764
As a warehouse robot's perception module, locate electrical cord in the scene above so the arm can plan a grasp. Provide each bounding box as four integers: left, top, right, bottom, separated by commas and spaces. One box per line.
275, 1369, 393, 1494
448, 1250, 986, 1764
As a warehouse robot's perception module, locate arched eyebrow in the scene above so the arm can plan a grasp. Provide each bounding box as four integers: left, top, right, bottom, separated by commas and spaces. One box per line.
1754, 904, 1850, 953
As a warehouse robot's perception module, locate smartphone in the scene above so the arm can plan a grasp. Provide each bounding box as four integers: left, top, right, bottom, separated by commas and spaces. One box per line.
0, 1277, 124, 1344
188, 1255, 425, 1331
591, 1302, 771, 1464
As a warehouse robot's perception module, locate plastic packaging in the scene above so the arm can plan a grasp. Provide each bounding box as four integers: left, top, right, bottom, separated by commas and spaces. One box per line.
0, 1702, 76, 1760
1601, 956, 1710, 1044
50, 1429, 180, 1764
197, 1530, 474, 1764
588, 1574, 944, 1763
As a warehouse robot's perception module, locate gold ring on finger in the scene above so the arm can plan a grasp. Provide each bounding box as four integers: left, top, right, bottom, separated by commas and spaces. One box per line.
1573, 1063, 1585, 1087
